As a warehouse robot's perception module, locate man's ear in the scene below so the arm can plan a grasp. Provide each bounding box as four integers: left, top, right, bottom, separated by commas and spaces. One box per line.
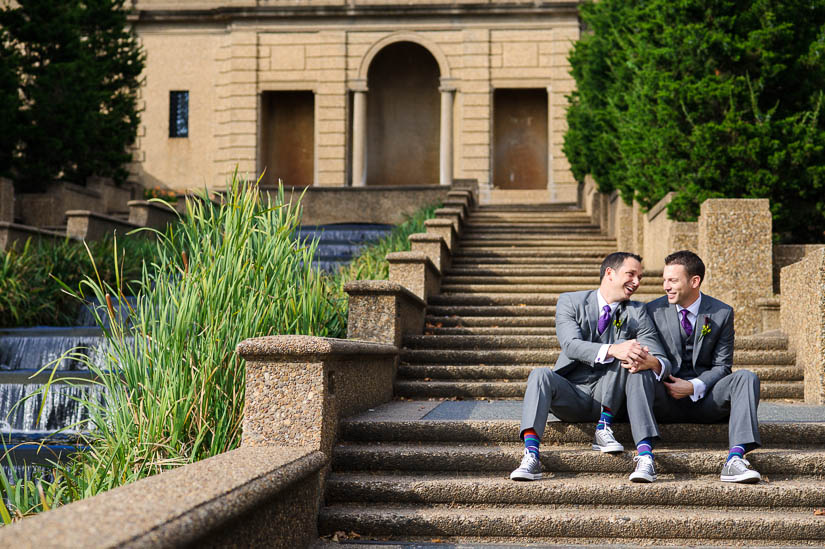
690, 275, 702, 289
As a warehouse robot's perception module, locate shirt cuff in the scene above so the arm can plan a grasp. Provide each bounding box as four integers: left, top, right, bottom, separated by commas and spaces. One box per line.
689, 378, 707, 401
654, 358, 665, 381
595, 344, 612, 364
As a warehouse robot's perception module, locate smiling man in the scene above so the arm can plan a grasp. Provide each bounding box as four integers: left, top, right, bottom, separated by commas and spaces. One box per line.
625, 250, 762, 484
510, 252, 672, 482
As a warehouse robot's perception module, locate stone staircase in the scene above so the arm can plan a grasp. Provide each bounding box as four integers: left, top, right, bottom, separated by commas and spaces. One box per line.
319, 203, 824, 546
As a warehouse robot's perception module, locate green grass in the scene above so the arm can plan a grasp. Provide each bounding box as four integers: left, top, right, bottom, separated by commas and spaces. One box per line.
0, 236, 157, 328
0, 176, 438, 523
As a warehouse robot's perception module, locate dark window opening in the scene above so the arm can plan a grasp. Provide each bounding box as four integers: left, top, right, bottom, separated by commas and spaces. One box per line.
169, 91, 189, 138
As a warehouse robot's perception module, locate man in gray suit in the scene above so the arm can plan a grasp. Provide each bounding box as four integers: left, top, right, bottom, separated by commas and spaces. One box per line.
511, 252, 672, 482
626, 250, 761, 484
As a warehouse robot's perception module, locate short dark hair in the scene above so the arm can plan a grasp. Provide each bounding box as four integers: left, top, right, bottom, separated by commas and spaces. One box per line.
665, 250, 705, 282
600, 252, 643, 281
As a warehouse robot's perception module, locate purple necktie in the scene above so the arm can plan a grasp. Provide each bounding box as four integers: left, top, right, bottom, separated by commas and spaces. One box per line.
680, 309, 693, 338
597, 305, 611, 335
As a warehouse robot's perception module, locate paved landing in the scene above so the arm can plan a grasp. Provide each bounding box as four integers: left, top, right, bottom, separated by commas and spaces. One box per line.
353, 400, 825, 423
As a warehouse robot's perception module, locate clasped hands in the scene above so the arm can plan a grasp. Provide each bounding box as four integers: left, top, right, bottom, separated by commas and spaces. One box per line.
609, 339, 660, 375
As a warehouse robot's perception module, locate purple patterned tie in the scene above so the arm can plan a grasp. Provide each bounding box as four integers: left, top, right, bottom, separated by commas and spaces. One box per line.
680, 309, 693, 338
597, 305, 611, 335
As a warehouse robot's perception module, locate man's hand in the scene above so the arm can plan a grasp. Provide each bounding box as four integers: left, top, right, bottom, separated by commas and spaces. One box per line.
608, 339, 648, 364
621, 346, 662, 375
664, 375, 694, 399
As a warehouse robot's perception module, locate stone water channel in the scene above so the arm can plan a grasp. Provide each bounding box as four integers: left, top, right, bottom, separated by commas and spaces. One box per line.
0, 224, 391, 484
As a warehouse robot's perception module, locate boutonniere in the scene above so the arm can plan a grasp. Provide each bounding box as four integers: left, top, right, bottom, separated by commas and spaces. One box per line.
613, 304, 626, 336
699, 316, 711, 339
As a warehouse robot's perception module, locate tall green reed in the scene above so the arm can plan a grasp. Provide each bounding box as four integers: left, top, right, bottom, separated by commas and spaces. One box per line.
52, 173, 345, 499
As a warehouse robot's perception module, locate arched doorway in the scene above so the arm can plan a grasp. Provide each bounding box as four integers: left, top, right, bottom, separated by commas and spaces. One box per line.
366, 42, 440, 186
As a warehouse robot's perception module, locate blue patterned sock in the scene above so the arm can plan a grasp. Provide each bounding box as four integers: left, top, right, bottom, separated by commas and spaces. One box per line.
727, 445, 745, 462
636, 438, 653, 459
523, 428, 540, 458
596, 406, 613, 431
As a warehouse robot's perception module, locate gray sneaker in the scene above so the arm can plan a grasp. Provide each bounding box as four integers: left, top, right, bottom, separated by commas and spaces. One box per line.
510, 448, 542, 481
721, 456, 761, 483
629, 454, 656, 483
592, 426, 624, 453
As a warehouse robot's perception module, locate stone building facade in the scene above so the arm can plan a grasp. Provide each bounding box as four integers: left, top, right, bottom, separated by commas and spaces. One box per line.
132, 1, 582, 201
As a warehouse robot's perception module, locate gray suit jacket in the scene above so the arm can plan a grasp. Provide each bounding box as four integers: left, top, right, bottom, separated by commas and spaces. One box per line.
645, 294, 734, 390
553, 290, 672, 379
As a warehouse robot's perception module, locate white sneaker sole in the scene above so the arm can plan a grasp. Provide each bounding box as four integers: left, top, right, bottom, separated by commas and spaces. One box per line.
629, 472, 656, 483
510, 471, 542, 481
721, 472, 761, 483
592, 443, 624, 453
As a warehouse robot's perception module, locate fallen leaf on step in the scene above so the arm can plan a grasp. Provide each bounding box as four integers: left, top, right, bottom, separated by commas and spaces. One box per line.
348, 531, 361, 539
815, 509, 825, 516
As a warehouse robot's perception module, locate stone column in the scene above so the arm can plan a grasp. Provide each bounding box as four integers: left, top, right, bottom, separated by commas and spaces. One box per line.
351, 80, 368, 187
698, 199, 773, 335
439, 81, 456, 186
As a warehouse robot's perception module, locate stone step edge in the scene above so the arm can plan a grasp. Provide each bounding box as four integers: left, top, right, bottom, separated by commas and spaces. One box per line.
318, 505, 825, 541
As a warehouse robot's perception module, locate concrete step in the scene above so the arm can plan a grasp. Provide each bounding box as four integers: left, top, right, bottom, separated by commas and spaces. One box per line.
440, 276, 664, 287
444, 267, 659, 276
399, 363, 802, 382
453, 249, 611, 258
440, 284, 662, 296
428, 326, 557, 335
325, 471, 825, 508
332, 443, 825, 475
425, 315, 555, 328
458, 240, 618, 249
403, 335, 790, 352
339, 401, 825, 443
319, 504, 825, 543
400, 348, 794, 365
425, 306, 557, 318
428, 294, 560, 305
393, 380, 801, 400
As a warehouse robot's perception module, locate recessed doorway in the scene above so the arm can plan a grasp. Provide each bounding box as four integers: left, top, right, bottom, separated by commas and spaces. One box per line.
261, 91, 314, 187
492, 88, 548, 190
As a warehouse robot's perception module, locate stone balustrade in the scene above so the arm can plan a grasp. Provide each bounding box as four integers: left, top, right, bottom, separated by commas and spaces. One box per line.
66, 210, 142, 241
424, 218, 458, 252
0, 222, 68, 252
781, 248, 825, 405
128, 200, 179, 231
344, 280, 426, 347
0, 446, 325, 548
409, 232, 451, 273
386, 251, 441, 302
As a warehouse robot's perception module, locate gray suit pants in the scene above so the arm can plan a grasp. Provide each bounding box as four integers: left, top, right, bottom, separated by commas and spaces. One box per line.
625, 369, 761, 450
520, 361, 628, 438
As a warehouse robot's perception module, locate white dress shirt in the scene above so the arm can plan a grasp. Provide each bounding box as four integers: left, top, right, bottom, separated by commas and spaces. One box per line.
676, 293, 706, 401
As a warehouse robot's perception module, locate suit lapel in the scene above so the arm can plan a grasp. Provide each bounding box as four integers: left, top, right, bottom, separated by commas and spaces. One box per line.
585, 291, 600, 341
692, 298, 712, 365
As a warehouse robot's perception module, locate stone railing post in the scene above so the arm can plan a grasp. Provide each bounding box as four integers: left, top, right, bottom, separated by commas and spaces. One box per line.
128, 200, 179, 231
450, 178, 479, 206
780, 248, 825, 404
238, 336, 397, 457
425, 218, 458, 253
447, 188, 474, 209
409, 233, 450, 273
434, 207, 463, 233
344, 280, 426, 347
699, 199, 772, 335
0, 178, 13, 223
386, 251, 441, 302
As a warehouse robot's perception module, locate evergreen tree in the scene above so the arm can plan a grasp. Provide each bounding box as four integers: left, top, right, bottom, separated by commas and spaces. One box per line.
566, 0, 825, 242
0, 0, 144, 191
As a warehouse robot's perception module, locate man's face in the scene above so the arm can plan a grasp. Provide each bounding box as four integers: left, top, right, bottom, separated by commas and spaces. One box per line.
603, 257, 643, 303
663, 263, 700, 307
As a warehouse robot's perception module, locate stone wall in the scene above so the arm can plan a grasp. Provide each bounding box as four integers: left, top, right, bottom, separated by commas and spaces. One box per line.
0, 178, 13, 223
774, 244, 825, 295
780, 248, 825, 405
131, 3, 581, 200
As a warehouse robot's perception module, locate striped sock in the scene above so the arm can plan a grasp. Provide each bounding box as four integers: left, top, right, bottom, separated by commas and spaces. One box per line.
636, 438, 653, 458
727, 445, 745, 462
596, 406, 613, 431
523, 428, 540, 458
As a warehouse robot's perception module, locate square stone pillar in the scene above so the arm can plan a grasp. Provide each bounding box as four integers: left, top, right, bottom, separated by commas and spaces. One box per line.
238, 335, 397, 457
386, 251, 441, 302
344, 280, 426, 347
0, 178, 13, 223
780, 248, 825, 404
699, 199, 772, 335
409, 232, 451, 273
434, 207, 463, 233
424, 218, 458, 253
